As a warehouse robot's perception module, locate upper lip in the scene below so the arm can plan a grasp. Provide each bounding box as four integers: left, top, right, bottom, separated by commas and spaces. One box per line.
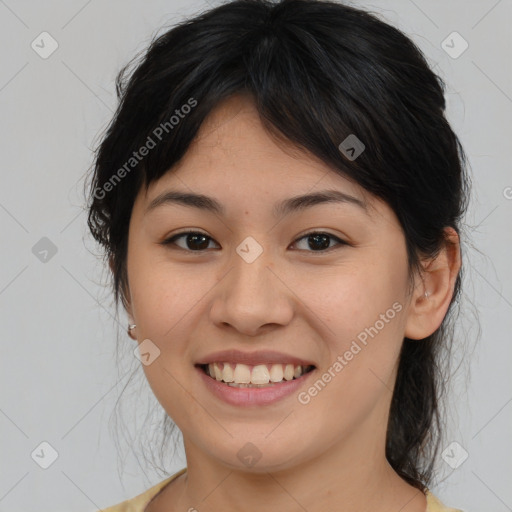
195, 349, 316, 367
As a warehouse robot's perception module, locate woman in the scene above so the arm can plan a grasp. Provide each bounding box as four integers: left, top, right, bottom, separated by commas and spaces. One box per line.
86, 0, 470, 510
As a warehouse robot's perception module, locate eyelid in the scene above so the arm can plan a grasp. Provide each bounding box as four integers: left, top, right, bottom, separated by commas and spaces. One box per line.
160, 229, 349, 253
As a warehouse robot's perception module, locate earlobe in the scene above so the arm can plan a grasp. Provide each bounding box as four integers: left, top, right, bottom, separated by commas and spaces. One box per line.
404, 227, 461, 340
127, 323, 137, 340
125, 296, 136, 339
126, 305, 137, 340
110, 255, 137, 339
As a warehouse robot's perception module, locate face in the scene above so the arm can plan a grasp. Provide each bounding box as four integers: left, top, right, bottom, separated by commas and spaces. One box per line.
125, 94, 416, 473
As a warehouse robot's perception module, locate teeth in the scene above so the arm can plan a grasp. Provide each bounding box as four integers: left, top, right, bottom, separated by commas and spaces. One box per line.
284, 363, 295, 381
205, 362, 311, 385
269, 364, 284, 382
213, 362, 223, 381
251, 365, 270, 384
233, 363, 251, 384
222, 363, 234, 383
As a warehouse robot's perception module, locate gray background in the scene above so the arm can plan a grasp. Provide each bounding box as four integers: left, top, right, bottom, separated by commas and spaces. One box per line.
0, 1, 510, 511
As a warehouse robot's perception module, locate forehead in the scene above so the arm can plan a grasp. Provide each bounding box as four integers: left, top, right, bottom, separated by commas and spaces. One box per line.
134, 94, 390, 224
146, 95, 370, 201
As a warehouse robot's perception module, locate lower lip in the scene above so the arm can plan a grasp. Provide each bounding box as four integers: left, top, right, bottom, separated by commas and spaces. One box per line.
195, 365, 316, 407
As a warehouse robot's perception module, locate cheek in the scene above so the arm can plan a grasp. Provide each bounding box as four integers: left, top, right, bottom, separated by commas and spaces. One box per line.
297, 258, 408, 399
127, 246, 210, 339
292, 276, 405, 447
128, 258, 209, 420
296, 257, 407, 343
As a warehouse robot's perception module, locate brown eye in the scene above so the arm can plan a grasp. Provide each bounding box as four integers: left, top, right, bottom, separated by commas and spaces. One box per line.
161, 231, 218, 251
292, 231, 347, 252
161, 230, 348, 253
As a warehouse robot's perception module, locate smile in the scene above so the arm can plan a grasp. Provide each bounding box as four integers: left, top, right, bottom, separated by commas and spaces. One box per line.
200, 362, 315, 387
195, 362, 317, 407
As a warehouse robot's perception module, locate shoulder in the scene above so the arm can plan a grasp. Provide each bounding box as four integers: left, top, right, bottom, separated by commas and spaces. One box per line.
98, 468, 187, 512
425, 489, 465, 512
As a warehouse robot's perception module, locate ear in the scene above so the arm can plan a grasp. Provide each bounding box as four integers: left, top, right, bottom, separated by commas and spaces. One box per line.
109, 255, 137, 339
404, 227, 461, 340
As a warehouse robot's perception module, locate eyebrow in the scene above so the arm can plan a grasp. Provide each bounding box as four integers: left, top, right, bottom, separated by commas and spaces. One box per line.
144, 188, 369, 217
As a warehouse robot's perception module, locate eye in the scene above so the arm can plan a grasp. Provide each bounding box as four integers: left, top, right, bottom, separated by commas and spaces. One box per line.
292, 231, 348, 252
160, 230, 348, 253
161, 231, 219, 251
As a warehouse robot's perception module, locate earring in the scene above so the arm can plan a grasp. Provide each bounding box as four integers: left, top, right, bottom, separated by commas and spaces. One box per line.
424, 291, 430, 299
127, 324, 137, 339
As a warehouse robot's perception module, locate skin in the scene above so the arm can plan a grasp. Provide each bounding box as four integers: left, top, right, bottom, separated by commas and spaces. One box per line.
120, 93, 461, 512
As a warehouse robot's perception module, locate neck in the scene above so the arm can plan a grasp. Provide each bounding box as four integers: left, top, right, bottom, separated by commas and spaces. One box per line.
149, 425, 427, 512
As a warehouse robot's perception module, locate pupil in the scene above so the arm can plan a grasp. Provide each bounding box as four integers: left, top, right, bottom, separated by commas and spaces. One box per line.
309, 234, 330, 251
188, 233, 209, 250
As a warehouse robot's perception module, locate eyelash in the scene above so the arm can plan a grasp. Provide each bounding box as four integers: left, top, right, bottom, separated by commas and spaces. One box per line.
160, 230, 348, 254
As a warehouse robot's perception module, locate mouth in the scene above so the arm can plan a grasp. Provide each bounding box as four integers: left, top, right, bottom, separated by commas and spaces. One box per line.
195, 362, 316, 388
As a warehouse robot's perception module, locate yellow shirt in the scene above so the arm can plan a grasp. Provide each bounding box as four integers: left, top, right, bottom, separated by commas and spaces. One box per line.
99, 467, 463, 512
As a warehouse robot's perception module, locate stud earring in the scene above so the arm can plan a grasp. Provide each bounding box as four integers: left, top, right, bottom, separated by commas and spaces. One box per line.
127, 324, 137, 339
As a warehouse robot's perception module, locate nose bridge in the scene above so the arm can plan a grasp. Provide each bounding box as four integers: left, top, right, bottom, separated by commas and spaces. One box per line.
209, 235, 292, 332
229, 236, 277, 305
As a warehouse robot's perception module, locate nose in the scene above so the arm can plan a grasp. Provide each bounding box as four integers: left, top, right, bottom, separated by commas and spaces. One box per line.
209, 246, 294, 336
